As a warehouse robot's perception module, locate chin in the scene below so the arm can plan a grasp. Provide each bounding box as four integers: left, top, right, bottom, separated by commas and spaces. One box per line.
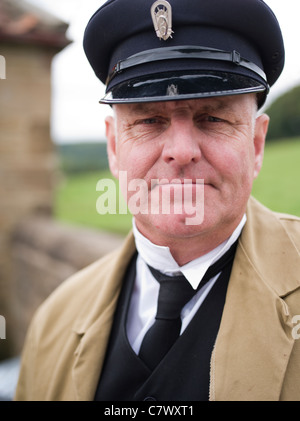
141, 213, 209, 241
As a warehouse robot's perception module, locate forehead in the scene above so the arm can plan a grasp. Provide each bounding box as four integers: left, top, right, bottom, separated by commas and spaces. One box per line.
114, 94, 256, 116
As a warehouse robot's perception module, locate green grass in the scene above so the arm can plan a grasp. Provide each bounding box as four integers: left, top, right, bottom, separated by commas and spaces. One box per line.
54, 170, 133, 235
54, 138, 300, 234
252, 137, 300, 217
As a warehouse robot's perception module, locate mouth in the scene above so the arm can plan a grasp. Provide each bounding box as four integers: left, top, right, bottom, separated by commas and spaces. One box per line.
146, 178, 206, 223
151, 178, 205, 189
149, 178, 219, 194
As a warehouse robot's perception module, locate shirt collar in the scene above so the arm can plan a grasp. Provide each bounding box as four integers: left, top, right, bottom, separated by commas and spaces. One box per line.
132, 215, 246, 289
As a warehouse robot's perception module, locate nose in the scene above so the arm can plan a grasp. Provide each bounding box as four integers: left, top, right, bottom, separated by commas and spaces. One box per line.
161, 118, 201, 166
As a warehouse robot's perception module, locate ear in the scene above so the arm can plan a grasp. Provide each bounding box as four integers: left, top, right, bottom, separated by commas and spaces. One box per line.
253, 113, 269, 179
106, 115, 119, 178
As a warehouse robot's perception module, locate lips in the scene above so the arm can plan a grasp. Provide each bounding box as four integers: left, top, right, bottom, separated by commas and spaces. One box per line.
148, 178, 220, 196
151, 178, 204, 189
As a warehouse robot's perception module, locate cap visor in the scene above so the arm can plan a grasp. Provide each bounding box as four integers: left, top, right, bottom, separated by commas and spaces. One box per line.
100, 70, 266, 104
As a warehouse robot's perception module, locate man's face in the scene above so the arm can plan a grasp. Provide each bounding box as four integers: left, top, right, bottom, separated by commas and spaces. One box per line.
106, 94, 269, 252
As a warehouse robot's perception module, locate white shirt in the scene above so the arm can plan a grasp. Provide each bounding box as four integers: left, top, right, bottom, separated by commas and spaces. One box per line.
126, 216, 246, 354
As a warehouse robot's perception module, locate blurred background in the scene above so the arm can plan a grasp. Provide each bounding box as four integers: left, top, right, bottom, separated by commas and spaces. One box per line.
0, 0, 299, 399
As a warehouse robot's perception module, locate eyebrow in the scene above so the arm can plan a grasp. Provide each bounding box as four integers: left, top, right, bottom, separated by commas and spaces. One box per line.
128, 103, 160, 115
127, 99, 235, 116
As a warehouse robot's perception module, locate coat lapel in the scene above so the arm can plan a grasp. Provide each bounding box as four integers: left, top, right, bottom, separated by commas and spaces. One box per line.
211, 197, 299, 401
211, 245, 295, 400
71, 233, 136, 401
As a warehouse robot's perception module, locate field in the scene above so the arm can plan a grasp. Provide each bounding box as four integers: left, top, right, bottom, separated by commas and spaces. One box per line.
252, 137, 300, 216
54, 138, 300, 235
54, 169, 133, 235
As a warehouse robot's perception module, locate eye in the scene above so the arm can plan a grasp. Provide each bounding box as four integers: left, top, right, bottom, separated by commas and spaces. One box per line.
206, 116, 224, 123
141, 118, 160, 125
134, 116, 168, 128
195, 114, 227, 127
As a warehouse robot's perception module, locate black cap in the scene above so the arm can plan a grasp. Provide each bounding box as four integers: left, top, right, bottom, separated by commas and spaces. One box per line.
83, 0, 284, 107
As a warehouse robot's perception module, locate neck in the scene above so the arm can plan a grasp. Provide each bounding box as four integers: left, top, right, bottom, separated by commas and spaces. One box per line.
156, 232, 235, 266
134, 216, 246, 267
169, 236, 234, 266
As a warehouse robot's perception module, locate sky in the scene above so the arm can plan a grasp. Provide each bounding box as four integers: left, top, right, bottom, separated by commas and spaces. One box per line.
27, 0, 300, 144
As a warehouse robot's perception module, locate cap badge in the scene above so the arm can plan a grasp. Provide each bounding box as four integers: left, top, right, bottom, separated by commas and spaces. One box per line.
166, 84, 178, 96
151, 1, 173, 41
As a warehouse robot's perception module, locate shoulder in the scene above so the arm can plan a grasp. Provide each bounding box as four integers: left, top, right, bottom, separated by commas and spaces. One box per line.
273, 212, 300, 251
247, 196, 300, 248
30, 232, 136, 339
15, 232, 136, 400
243, 197, 300, 297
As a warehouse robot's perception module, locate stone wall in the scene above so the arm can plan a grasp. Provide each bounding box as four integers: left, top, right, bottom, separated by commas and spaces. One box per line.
0, 42, 60, 358
0, 0, 71, 362
10, 215, 124, 355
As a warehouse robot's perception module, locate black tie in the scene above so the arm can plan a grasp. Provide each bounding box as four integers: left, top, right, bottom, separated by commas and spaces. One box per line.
138, 241, 238, 371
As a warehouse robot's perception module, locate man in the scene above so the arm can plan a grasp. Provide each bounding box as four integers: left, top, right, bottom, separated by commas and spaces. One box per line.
15, 0, 300, 401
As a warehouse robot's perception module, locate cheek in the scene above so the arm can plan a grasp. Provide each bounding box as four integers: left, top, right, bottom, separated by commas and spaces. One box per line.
116, 142, 160, 202
117, 130, 162, 172
211, 142, 255, 186
117, 147, 154, 178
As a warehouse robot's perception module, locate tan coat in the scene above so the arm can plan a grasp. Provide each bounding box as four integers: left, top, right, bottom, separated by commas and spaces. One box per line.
15, 197, 300, 401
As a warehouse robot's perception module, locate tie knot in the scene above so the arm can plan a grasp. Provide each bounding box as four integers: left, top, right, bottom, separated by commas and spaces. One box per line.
148, 267, 195, 320
147, 240, 238, 321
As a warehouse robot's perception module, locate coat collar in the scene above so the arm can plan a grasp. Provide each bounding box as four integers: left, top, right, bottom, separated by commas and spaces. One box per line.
240, 196, 300, 297
211, 197, 299, 401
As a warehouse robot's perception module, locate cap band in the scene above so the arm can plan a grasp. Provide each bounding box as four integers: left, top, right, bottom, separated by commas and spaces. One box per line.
107, 45, 267, 86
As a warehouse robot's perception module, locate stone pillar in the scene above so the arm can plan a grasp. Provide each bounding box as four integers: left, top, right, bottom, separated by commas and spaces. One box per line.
0, 42, 60, 358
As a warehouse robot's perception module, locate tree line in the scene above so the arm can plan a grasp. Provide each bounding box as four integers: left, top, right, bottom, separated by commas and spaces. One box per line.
265, 84, 300, 141
56, 141, 109, 173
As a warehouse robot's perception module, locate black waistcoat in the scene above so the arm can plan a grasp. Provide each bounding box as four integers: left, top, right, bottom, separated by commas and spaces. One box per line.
94, 253, 233, 401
